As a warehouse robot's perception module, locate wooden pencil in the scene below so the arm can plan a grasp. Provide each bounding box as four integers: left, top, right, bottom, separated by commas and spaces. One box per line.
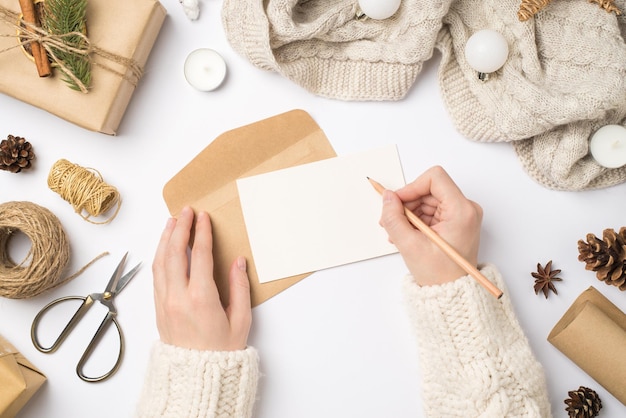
368, 177, 503, 299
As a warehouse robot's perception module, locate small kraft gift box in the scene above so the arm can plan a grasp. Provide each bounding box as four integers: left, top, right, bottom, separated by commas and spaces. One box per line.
549, 286, 626, 405
0, 0, 166, 135
0, 334, 46, 418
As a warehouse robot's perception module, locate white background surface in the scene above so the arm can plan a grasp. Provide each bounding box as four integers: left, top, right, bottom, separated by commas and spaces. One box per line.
1, 0, 626, 416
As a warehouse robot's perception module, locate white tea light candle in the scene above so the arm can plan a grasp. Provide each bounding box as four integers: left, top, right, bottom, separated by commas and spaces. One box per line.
184, 49, 227, 91
589, 125, 626, 169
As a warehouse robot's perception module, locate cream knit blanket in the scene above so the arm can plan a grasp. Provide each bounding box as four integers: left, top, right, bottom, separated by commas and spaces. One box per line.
222, 0, 626, 190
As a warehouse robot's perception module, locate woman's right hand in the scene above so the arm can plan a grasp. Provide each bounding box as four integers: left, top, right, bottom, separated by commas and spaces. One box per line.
379, 166, 483, 286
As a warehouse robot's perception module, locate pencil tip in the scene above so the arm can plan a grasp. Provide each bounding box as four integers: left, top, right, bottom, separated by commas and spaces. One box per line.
366, 176, 370, 180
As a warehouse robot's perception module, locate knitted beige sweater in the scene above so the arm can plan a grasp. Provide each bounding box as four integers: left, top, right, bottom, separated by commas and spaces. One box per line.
136, 345, 259, 417
436, 0, 626, 190
222, 0, 450, 100
405, 264, 552, 416
222, 0, 626, 190
135, 265, 550, 417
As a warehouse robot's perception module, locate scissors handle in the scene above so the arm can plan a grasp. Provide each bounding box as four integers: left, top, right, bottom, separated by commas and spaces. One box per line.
77, 311, 124, 383
31, 295, 125, 382
31, 296, 93, 353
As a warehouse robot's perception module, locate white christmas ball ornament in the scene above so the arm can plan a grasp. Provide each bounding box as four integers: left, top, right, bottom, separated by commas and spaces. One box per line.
358, 0, 401, 20
464, 29, 509, 75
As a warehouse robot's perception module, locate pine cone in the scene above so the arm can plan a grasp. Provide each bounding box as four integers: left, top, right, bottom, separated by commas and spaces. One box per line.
564, 386, 602, 418
578, 227, 626, 290
0, 135, 35, 173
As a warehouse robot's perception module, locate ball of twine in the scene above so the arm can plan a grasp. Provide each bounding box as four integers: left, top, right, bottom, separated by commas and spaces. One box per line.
48, 158, 121, 224
0, 201, 107, 299
0, 201, 71, 299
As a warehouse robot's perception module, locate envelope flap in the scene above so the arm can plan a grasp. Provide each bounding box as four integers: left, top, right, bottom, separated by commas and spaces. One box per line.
163, 109, 333, 214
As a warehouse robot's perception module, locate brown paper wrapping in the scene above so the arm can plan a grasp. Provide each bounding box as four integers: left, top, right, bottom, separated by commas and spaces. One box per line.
163, 110, 337, 307
0, 334, 46, 418
548, 286, 626, 405
0, 0, 166, 135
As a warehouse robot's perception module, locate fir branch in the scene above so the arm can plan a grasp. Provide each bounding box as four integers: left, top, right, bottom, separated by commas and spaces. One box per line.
41, 0, 91, 91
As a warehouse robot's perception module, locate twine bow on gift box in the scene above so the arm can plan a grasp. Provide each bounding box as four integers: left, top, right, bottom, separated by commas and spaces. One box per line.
0, 3, 143, 93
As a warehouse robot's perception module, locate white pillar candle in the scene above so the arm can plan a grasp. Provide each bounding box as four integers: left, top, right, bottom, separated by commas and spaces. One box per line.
184, 48, 227, 91
589, 125, 626, 169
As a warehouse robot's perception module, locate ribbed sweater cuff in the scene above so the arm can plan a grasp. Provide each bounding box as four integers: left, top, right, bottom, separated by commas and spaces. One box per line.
136, 342, 259, 418
280, 57, 423, 101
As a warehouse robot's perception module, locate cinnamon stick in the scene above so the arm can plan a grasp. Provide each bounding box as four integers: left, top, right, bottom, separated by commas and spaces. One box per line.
18, 0, 51, 77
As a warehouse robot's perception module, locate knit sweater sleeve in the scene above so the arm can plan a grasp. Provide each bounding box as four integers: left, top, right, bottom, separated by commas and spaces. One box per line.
135, 341, 259, 418
404, 264, 552, 417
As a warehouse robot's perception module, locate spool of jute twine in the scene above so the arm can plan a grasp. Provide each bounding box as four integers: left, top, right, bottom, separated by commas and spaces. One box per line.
48, 158, 121, 224
0, 201, 106, 299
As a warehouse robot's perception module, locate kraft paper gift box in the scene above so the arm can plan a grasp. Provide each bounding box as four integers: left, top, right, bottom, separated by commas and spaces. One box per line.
0, 0, 166, 135
0, 334, 46, 418
548, 286, 626, 405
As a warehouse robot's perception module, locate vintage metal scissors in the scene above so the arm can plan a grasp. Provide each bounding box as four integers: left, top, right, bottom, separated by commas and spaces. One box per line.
30, 253, 141, 382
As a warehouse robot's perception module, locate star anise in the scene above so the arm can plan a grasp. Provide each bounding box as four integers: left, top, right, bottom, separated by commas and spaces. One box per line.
532, 260, 562, 298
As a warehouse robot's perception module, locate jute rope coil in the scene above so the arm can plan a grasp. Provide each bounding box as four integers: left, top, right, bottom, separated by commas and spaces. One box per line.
0, 201, 105, 299
48, 158, 121, 224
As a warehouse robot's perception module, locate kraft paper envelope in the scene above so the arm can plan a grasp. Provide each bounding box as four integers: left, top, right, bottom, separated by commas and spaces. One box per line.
162, 110, 336, 307
0, 335, 46, 418
548, 286, 626, 405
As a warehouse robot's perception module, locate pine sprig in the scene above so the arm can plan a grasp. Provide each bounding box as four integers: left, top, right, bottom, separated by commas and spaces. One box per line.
41, 0, 91, 91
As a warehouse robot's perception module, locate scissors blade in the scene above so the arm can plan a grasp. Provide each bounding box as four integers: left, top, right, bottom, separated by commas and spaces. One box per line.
112, 262, 141, 296
104, 252, 128, 294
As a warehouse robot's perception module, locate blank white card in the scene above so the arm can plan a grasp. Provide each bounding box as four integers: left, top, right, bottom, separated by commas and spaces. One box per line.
236, 144, 406, 283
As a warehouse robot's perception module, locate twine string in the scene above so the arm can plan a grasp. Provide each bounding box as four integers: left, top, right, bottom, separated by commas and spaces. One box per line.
0, 4, 143, 92
48, 159, 121, 224
0, 201, 107, 299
